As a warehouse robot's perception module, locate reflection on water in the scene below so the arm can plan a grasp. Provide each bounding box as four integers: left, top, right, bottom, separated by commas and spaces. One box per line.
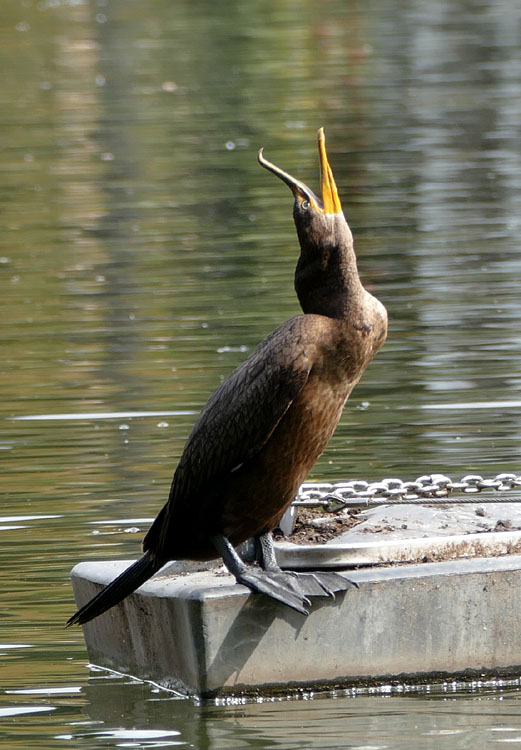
1, 0, 521, 747
4, 674, 521, 749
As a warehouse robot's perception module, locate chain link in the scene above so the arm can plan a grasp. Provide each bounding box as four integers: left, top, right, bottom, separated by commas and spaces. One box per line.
295, 472, 521, 510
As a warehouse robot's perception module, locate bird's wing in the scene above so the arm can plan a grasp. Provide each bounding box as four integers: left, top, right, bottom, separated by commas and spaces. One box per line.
143, 317, 316, 552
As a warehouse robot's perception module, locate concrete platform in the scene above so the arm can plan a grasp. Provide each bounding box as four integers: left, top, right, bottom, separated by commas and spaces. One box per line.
71, 548, 521, 697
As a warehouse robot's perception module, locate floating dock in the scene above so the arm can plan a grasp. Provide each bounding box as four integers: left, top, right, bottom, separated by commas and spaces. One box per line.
71, 503, 521, 697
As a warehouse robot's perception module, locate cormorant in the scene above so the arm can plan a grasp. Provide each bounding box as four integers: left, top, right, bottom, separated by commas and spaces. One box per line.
68, 128, 387, 625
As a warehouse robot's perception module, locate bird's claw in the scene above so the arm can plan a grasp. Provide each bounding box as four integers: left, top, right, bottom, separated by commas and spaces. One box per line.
292, 571, 357, 597
236, 567, 356, 615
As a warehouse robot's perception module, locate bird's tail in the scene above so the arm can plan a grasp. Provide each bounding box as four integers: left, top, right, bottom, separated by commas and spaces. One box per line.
66, 551, 160, 627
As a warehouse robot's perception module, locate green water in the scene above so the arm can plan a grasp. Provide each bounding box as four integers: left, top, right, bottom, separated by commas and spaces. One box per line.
2, 0, 521, 746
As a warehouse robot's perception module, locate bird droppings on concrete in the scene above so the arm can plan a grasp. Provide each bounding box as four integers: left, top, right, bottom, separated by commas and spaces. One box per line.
276, 501, 521, 565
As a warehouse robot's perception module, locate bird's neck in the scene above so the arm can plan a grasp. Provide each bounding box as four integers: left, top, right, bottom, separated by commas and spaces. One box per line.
294, 233, 365, 320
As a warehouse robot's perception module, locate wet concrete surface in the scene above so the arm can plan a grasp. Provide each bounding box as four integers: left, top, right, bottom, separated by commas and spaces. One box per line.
72, 518, 521, 696
336, 500, 521, 541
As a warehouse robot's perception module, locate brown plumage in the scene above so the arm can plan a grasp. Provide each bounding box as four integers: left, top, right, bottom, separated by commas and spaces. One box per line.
68, 128, 387, 625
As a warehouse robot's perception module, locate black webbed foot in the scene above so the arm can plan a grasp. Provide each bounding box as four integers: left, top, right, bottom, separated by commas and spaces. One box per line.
212, 532, 356, 615
212, 533, 311, 615
255, 532, 357, 598
291, 570, 357, 597
234, 566, 311, 615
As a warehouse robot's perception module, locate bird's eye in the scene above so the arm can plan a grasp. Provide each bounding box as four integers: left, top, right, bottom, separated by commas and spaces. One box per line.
302, 200, 310, 210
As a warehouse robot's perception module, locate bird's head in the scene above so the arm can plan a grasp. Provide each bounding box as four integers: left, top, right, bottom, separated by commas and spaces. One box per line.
258, 127, 352, 250
258, 128, 361, 316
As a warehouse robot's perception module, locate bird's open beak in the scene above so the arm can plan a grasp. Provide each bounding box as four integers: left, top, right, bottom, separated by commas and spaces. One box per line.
317, 128, 342, 215
258, 128, 342, 215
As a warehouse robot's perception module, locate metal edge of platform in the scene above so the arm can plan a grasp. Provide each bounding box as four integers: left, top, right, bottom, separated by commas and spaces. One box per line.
274, 529, 521, 568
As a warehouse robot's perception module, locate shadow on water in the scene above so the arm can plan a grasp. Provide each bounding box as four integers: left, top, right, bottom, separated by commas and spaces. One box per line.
1, 0, 521, 747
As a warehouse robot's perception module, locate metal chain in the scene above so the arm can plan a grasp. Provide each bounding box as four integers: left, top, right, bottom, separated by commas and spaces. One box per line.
295, 472, 521, 510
